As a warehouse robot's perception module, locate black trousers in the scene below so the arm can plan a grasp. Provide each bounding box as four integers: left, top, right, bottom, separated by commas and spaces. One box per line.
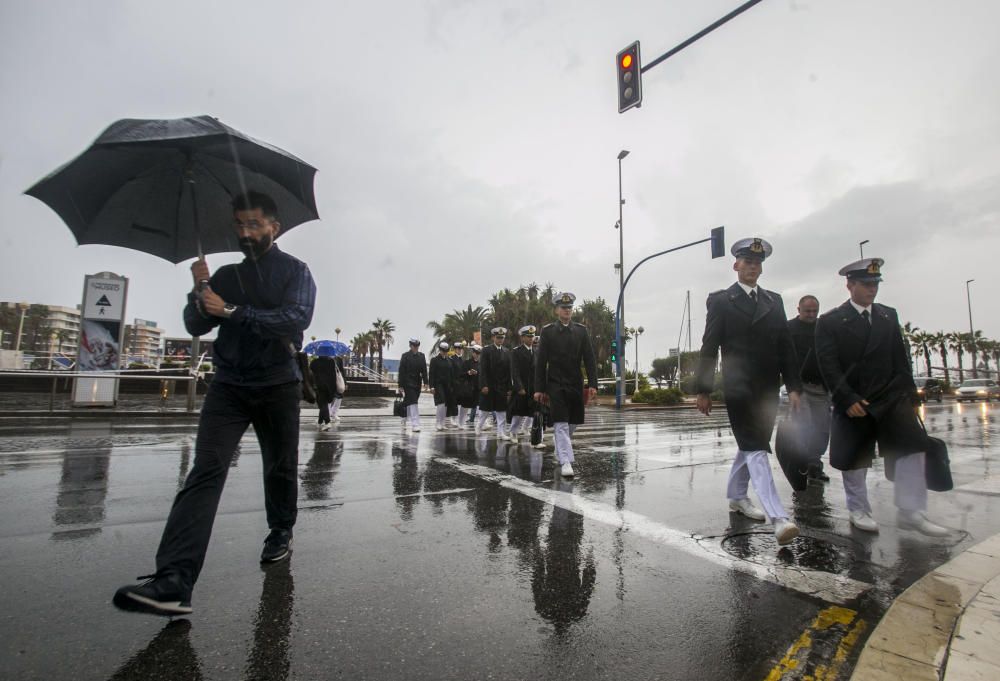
155, 380, 301, 590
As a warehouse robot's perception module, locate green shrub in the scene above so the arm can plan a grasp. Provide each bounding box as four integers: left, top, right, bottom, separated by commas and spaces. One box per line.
632, 387, 685, 405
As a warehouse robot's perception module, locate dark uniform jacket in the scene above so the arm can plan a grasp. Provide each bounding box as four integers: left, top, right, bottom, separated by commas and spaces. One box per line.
814, 300, 923, 469
534, 322, 598, 425
695, 283, 800, 452
429, 354, 455, 406
787, 318, 825, 387
480, 344, 512, 411
509, 344, 536, 417
457, 358, 480, 408
398, 350, 427, 407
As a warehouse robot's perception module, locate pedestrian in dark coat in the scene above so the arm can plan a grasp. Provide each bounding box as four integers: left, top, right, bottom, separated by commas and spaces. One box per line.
456, 345, 482, 426
447, 341, 466, 426
508, 325, 537, 442
398, 338, 427, 432
113, 190, 316, 616
786, 295, 831, 481
430, 341, 455, 431
813, 257, 949, 537
312, 354, 346, 430
533, 293, 598, 477
478, 327, 513, 439
695, 237, 802, 546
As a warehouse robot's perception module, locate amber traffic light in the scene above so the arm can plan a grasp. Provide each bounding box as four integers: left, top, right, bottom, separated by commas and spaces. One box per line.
616, 41, 642, 113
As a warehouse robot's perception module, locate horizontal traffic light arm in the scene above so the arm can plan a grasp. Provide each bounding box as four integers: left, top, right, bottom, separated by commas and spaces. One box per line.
640, 0, 767, 74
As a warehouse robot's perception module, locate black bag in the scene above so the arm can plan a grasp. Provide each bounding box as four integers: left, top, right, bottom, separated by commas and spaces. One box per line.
530, 408, 543, 445
774, 416, 810, 491
884, 413, 953, 492
392, 393, 406, 418
295, 350, 317, 404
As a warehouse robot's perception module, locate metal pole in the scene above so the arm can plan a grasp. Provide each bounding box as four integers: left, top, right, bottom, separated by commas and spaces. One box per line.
967, 279, 976, 378
634, 329, 641, 394
859, 239, 869, 258
14, 303, 27, 351
615, 151, 629, 408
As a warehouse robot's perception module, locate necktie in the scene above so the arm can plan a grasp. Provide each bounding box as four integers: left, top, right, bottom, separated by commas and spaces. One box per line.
861, 309, 871, 325
749, 290, 757, 304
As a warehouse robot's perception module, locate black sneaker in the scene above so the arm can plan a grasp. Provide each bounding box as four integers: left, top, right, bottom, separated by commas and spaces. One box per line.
113, 572, 192, 616
260, 529, 293, 563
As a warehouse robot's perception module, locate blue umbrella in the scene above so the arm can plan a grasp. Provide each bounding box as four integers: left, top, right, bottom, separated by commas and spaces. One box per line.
304, 340, 350, 357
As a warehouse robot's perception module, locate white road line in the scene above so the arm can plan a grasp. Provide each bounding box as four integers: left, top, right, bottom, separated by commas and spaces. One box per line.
434, 456, 872, 605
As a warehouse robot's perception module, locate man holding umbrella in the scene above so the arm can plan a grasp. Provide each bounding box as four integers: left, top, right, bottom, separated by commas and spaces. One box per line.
113, 191, 317, 616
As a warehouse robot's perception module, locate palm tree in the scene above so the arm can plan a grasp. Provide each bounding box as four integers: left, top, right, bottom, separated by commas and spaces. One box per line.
965, 330, 984, 379
931, 332, 950, 384
901, 322, 920, 374
371, 318, 395, 375
910, 330, 934, 377
986, 339, 1000, 379
427, 305, 491, 346
947, 332, 966, 384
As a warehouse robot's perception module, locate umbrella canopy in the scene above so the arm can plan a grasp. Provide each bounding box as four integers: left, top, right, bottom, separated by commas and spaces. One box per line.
25, 115, 319, 263
304, 340, 350, 357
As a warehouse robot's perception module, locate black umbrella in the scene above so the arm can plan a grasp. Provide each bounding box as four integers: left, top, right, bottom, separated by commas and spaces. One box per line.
25, 115, 319, 263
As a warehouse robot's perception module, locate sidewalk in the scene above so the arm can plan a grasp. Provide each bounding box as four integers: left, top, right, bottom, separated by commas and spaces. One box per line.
852, 533, 1000, 680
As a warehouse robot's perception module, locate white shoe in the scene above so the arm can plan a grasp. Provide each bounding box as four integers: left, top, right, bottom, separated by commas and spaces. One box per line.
508, 434, 519, 444
899, 510, 950, 537
458, 424, 466, 430
334, 415, 341, 421
319, 422, 330, 431
412, 426, 421, 432
534, 442, 547, 450
728, 498, 766, 522
849, 511, 879, 533
560, 462, 575, 477
774, 519, 800, 546
435, 425, 444, 431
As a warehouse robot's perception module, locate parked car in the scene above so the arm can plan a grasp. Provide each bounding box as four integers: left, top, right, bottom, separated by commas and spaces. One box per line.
955, 378, 1000, 402
914, 376, 944, 403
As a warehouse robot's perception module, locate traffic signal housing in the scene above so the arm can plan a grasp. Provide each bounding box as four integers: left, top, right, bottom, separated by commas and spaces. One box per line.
711, 226, 725, 258
616, 41, 642, 113
610, 339, 618, 363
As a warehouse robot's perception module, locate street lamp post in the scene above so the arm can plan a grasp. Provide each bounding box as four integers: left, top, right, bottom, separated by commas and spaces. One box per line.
335, 327, 342, 341
14, 302, 28, 352
859, 240, 869, 258
966, 279, 976, 378
616, 150, 629, 396
634, 326, 644, 393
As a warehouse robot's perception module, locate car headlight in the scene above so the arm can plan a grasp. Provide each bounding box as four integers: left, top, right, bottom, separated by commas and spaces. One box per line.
977, 389, 987, 395
917, 388, 925, 393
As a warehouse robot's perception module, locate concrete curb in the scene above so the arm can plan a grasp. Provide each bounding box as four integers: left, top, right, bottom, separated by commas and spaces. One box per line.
851, 533, 1000, 680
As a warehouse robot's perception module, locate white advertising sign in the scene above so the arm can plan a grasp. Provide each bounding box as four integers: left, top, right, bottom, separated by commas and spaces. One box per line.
74, 273, 129, 407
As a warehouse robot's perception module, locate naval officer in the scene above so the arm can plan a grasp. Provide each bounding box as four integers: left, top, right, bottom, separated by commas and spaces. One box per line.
813, 258, 949, 536
695, 237, 802, 545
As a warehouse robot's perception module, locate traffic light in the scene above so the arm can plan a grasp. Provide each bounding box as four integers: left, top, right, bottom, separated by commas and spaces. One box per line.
616, 41, 642, 113
711, 225, 725, 258
610, 339, 618, 363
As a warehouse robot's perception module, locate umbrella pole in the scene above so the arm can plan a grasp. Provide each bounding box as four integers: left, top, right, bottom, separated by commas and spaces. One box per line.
187, 161, 203, 413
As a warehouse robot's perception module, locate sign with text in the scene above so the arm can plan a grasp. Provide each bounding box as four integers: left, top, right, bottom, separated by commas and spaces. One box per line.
74, 273, 129, 407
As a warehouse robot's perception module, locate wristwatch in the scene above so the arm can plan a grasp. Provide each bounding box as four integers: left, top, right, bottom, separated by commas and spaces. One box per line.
221, 303, 238, 319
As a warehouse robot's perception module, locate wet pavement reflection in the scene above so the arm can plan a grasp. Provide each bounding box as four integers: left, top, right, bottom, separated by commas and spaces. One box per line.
1, 398, 999, 680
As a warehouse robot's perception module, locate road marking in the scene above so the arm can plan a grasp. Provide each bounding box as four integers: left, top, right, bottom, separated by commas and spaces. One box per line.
434, 457, 872, 605
763, 606, 867, 680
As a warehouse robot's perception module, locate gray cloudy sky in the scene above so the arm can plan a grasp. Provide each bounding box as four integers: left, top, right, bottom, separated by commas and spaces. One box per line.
2, 0, 998, 370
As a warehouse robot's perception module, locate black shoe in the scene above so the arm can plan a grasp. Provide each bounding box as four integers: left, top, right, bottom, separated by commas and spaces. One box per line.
113, 572, 192, 616
260, 529, 293, 563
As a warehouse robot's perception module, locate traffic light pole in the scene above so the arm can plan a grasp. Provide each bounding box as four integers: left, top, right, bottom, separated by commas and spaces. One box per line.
615, 230, 724, 409
640, 0, 768, 76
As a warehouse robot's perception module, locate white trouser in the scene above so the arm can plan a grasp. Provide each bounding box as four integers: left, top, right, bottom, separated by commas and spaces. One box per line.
479, 410, 507, 436
843, 452, 928, 514
458, 406, 468, 424
553, 422, 578, 464
436, 404, 447, 427
510, 415, 533, 435
407, 403, 420, 428
726, 449, 789, 521
329, 397, 342, 418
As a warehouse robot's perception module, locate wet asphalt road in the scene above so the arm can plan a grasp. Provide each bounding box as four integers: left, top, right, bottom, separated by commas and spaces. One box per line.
1, 397, 998, 680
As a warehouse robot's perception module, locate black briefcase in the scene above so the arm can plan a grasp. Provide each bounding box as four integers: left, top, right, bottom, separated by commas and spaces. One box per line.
392, 394, 406, 418
530, 409, 543, 445
774, 417, 810, 492
883, 415, 953, 492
